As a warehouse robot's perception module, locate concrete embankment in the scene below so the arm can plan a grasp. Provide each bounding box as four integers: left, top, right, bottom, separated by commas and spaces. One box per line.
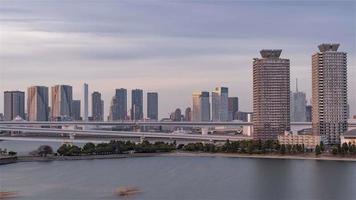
16, 153, 164, 163
0, 156, 17, 165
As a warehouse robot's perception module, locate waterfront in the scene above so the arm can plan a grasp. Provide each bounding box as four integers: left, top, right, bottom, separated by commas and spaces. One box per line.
1, 155, 356, 200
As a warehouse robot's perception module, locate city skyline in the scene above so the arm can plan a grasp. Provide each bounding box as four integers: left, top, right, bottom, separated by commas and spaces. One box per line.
0, 1, 355, 119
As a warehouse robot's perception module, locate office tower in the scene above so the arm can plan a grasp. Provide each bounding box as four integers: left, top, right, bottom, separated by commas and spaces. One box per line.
236, 111, 253, 122
192, 91, 210, 122
147, 92, 158, 120
92, 91, 104, 121
116, 88, 127, 120
108, 97, 118, 121
211, 87, 229, 122
71, 100, 81, 121
253, 49, 290, 141
83, 83, 88, 122
27, 86, 49, 121
228, 97, 239, 121
290, 80, 307, 122
131, 89, 143, 120
51, 85, 73, 120
306, 105, 312, 122
184, 107, 192, 121
109, 88, 127, 121
4, 91, 25, 121
312, 43, 347, 144
173, 108, 182, 121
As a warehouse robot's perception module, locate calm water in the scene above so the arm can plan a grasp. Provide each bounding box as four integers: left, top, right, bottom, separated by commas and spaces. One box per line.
1, 141, 356, 200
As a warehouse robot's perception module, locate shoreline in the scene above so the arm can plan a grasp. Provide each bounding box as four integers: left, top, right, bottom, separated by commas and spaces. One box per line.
165, 152, 356, 162
3, 151, 355, 164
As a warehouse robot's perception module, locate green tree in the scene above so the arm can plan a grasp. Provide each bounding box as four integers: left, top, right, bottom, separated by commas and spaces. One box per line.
320, 141, 325, 152
280, 145, 286, 155
315, 145, 321, 155
8, 151, 17, 156
57, 144, 70, 156
341, 143, 349, 155
82, 142, 96, 155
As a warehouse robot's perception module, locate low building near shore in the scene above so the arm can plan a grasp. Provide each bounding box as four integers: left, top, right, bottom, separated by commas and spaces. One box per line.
278, 133, 321, 149
340, 129, 356, 145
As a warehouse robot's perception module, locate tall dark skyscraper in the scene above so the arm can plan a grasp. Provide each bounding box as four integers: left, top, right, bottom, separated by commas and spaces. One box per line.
253, 49, 290, 141
109, 88, 127, 121
71, 100, 81, 121
4, 91, 25, 121
306, 105, 312, 122
51, 85, 73, 120
192, 91, 210, 122
147, 92, 158, 120
131, 89, 143, 120
92, 91, 104, 121
27, 86, 49, 121
312, 43, 347, 144
115, 88, 127, 120
228, 97, 239, 121
184, 107, 192, 121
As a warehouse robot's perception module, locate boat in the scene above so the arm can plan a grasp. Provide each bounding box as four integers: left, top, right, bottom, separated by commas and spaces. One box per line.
116, 186, 141, 197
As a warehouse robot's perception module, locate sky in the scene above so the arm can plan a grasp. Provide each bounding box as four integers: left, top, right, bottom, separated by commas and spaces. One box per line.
0, 0, 355, 119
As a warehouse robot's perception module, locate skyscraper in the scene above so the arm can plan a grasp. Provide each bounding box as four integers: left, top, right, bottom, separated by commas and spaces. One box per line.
147, 92, 158, 120
184, 107, 192, 121
211, 87, 229, 122
83, 83, 88, 122
116, 88, 127, 120
71, 100, 81, 121
306, 105, 312, 122
27, 86, 49, 121
92, 91, 104, 121
131, 89, 143, 120
290, 80, 307, 122
4, 91, 25, 121
108, 89, 127, 121
253, 49, 290, 141
192, 91, 210, 122
228, 97, 239, 121
312, 43, 347, 144
51, 85, 73, 120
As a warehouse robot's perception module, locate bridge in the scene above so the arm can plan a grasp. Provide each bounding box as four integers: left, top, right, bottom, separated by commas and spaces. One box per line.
0, 126, 252, 143
0, 121, 355, 144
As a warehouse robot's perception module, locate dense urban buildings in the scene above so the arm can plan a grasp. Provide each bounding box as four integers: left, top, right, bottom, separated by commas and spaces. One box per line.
236, 111, 253, 122
131, 89, 143, 120
312, 43, 348, 144
147, 92, 158, 120
4, 91, 25, 121
71, 100, 81, 121
290, 81, 307, 122
92, 91, 104, 121
253, 49, 290, 141
192, 91, 210, 122
27, 86, 49, 121
83, 83, 88, 122
51, 85, 73, 120
211, 87, 229, 122
228, 97, 239, 121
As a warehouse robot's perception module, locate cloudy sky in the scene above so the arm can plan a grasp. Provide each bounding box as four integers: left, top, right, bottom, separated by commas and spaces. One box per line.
0, 0, 355, 119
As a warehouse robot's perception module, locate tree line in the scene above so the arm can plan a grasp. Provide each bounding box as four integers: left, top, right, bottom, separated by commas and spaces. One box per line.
57, 140, 176, 156
48, 140, 356, 157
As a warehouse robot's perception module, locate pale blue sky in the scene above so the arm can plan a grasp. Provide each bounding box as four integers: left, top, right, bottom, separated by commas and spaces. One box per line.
0, 0, 355, 118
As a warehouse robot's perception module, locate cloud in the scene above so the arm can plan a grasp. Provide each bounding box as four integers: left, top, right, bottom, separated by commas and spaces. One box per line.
0, 0, 355, 118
